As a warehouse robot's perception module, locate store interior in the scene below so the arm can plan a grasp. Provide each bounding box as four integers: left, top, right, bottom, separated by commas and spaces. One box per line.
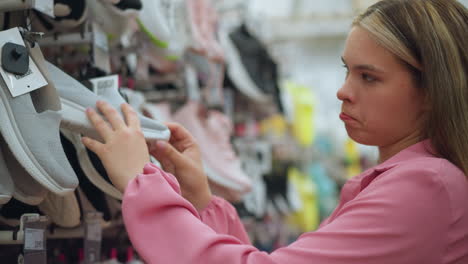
0, 0, 466, 263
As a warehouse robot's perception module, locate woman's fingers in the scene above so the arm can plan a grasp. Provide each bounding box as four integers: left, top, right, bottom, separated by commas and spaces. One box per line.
81, 136, 105, 155
165, 122, 198, 152
96, 100, 126, 131
166, 122, 195, 142
86, 107, 114, 141
122, 103, 141, 129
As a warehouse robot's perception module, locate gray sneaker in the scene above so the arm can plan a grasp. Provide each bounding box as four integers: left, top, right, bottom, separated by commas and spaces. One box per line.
0, 141, 13, 205
45, 62, 171, 142
0, 42, 79, 195
0, 134, 48, 205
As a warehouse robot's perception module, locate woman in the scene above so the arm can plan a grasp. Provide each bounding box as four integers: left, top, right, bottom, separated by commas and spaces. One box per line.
82, 0, 468, 263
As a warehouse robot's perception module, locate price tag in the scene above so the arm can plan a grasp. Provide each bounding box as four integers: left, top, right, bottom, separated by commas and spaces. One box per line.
84, 212, 103, 264
89, 74, 119, 95
24, 228, 44, 250
22, 214, 48, 264
0, 28, 48, 97
86, 222, 102, 242
32, 0, 55, 18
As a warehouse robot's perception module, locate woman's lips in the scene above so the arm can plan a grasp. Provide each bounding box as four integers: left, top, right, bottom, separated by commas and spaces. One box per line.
339, 112, 357, 122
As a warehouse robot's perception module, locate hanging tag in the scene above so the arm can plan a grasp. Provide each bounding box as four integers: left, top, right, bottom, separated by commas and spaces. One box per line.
0, 28, 48, 97
92, 23, 111, 74
84, 212, 103, 264
22, 215, 48, 264
31, 0, 55, 18
89, 74, 119, 95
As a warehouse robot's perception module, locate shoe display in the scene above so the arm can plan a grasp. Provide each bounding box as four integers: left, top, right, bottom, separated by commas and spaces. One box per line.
45, 62, 171, 142
0, 40, 78, 195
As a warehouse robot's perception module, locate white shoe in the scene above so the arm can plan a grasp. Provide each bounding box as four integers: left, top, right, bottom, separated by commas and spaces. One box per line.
45, 62, 171, 142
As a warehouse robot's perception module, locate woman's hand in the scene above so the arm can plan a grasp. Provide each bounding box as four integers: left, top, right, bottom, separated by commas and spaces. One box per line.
149, 122, 212, 211
82, 100, 150, 193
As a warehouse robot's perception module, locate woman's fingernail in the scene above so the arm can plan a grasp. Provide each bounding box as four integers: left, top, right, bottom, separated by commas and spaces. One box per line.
155, 141, 166, 151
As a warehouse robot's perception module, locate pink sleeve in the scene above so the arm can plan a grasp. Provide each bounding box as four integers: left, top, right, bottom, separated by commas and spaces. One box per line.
199, 196, 251, 244
122, 163, 450, 264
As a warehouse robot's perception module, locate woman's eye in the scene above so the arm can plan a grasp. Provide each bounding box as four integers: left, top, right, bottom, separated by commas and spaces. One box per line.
362, 73, 376, 82
342, 65, 349, 78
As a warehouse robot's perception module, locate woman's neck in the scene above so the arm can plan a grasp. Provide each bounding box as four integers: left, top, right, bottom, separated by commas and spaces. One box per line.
378, 132, 423, 163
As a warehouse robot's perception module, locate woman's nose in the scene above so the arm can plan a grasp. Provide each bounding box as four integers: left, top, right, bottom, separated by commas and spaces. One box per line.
337, 81, 355, 103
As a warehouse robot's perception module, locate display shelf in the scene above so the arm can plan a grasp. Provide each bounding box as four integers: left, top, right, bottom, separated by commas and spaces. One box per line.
0, 215, 123, 245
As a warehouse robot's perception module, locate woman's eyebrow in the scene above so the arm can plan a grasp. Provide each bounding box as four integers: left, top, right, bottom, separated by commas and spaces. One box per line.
341, 56, 385, 73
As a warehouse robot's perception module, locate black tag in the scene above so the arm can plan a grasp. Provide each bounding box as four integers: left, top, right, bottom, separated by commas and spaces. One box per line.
2, 42, 29, 75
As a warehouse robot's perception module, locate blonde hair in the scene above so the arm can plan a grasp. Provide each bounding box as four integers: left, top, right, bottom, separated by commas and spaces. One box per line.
353, 0, 468, 176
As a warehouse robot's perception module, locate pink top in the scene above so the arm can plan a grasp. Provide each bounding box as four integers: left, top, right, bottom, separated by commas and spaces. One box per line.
122, 141, 468, 263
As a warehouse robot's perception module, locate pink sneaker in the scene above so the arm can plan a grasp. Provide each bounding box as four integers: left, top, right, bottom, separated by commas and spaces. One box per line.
173, 101, 252, 194
187, 0, 224, 62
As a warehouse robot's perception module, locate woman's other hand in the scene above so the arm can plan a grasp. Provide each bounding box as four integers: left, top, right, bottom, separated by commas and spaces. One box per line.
149, 122, 212, 211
